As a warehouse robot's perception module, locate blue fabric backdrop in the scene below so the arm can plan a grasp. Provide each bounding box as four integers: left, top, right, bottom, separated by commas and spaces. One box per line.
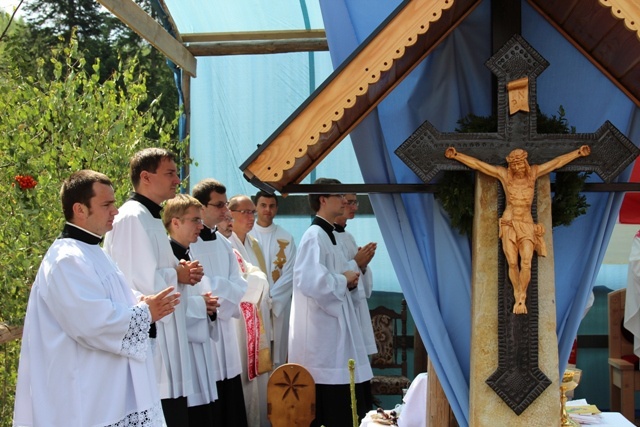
319, 0, 640, 425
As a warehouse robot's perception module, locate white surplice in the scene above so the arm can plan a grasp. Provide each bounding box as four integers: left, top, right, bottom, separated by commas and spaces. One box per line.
104, 200, 193, 399
14, 238, 164, 427
180, 249, 219, 408
289, 222, 373, 385
190, 235, 247, 381
249, 223, 296, 366
624, 229, 640, 356
334, 228, 377, 355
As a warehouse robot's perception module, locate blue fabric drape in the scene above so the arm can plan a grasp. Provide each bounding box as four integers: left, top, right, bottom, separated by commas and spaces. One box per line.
319, 0, 640, 425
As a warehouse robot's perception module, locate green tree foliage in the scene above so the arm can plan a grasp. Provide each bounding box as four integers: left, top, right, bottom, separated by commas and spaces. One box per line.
3, 0, 179, 140
0, 35, 185, 424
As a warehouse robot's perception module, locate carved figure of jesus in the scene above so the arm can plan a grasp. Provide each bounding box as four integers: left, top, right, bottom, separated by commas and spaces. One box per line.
445, 145, 591, 314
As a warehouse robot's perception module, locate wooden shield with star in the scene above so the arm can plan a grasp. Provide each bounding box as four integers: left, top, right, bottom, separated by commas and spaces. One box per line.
267, 363, 316, 426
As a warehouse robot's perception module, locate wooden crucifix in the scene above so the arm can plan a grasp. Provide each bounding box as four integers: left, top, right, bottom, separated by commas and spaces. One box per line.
396, 34, 639, 421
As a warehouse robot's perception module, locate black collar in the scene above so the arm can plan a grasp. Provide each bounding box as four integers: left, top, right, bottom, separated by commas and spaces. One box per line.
129, 192, 163, 219
312, 216, 336, 245
170, 239, 190, 260
334, 223, 346, 233
59, 223, 103, 245
200, 225, 217, 241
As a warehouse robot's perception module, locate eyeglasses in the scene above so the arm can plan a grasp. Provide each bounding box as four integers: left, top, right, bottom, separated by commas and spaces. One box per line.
327, 194, 346, 199
180, 217, 204, 224
345, 200, 359, 206
231, 209, 257, 216
208, 201, 229, 209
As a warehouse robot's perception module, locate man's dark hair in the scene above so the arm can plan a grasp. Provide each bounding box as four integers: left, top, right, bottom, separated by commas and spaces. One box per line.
192, 178, 226, 205
254, 190, 278, 207
61, 170, 112, 221
130, 147, 177, 189
308, 178, 341, 212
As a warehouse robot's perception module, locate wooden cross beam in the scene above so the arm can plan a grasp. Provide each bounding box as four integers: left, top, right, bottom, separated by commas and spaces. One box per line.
395, 34, 639, 415
395, 35, 638, 185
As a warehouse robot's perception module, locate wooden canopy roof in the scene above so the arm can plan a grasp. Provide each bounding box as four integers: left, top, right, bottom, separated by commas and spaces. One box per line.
239, 0, 640, 193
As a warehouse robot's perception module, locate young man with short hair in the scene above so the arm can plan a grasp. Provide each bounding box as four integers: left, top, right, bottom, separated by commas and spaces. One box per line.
249, 190, 296, 369
164, 194, 220, 427
105, 147, 203, 426
190, 179, 249, 427
14, 170, 179, 427
289, 178, 373, 427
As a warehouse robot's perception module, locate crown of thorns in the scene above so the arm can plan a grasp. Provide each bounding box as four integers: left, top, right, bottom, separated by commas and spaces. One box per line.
506, 149, 528, 163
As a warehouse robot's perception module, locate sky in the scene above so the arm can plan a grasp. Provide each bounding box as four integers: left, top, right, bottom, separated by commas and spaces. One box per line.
0, 0, 23, 16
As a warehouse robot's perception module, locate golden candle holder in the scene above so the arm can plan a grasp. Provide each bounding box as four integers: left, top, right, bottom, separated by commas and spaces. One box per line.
560, 368, 582, 427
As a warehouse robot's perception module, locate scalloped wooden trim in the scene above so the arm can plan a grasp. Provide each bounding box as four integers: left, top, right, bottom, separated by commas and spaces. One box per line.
599, 0, 640, 38
248, 0, 455, 183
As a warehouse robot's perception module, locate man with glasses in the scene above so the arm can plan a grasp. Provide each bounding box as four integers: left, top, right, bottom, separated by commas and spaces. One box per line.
163, 194, 220, 427
105, 148, 204, 427
289, 178, 373, 427
228, 194, 273, 427
249, 190, 296, 370
334, 194, 377, 407
190, 179, 249, 427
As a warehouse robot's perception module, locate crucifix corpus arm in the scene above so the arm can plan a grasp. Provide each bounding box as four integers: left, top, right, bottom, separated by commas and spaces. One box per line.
536, 145, 590, 176
445, 147, 501, 179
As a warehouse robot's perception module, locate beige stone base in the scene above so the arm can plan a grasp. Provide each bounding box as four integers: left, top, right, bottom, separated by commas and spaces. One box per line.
469, 175, 560, 427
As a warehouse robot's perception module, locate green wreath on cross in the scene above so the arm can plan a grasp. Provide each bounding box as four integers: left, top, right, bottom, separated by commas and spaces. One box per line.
435, 106, 590, 237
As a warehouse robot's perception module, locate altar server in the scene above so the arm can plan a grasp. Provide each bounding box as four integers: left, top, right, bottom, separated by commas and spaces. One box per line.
104, 148, 203, 426
14, 170, 178, 427
191, 178, 249, 427
289, 178, 373, 427
164, 194, 220, 426
334, 193, 377, 356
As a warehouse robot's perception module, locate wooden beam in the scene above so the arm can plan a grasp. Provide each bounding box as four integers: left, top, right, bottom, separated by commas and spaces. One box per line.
278, 182, 640, 195
96, 0, 197, 77
186, 38, 328, 56
0, 323, 23, 344
599, 0, 640, 39
527, 0, 640, 107
181, 29, 326, 43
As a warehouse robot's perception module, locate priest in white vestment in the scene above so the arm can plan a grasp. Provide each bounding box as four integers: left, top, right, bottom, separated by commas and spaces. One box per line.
624, 229, 640, 356
14, 170, 179, 427
249, 190, 296, 368
104, 148, 204, 426
289, 179, 373, 427
228, 194, 273, 427
191, 178, 249, 427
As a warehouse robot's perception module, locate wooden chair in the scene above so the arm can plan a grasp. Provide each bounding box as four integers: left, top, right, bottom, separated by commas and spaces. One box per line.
369, 299, 411, 399
608, 288, 640, 423
267, 363, 316, 427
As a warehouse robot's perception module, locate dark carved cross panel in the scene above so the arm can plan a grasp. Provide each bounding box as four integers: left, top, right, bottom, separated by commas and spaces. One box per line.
395, 34, 639, 414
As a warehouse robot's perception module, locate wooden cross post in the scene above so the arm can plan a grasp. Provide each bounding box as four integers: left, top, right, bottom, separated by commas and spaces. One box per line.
396, 34, 639, 425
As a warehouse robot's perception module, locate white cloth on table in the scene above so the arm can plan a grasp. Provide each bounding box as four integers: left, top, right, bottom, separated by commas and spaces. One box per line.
623, 229, 640, 356
14, 237, 164, 427
398, 372, 428, 427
